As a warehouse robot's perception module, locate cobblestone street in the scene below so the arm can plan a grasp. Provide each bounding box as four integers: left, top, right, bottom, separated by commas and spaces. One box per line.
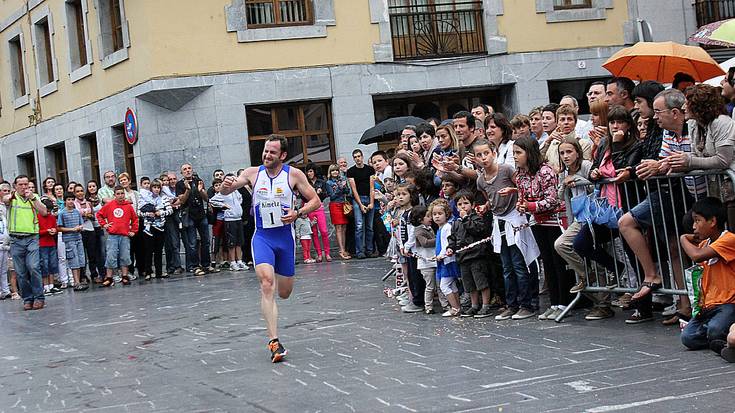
0, 258, 731, 412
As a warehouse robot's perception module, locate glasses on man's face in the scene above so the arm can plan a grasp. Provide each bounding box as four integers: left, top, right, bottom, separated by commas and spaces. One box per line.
653, 108, 672, 115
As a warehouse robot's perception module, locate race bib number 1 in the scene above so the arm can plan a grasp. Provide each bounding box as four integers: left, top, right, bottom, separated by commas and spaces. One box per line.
260, 200, 284, 229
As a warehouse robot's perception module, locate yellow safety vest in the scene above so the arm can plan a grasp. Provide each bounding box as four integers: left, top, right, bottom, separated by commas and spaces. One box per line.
7, 193, 39, 235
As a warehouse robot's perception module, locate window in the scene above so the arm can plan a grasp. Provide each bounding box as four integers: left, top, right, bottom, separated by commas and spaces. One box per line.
387, 0, 486, 60
17, 152, 37, 188
31, 12, 58, 93
8, 35, 27, 99
246, 101, 334, 167
96, 0, 129, 68
553, 0, 592, 9
547, 77, 610, 115
245, 0, 313, 27
65, 0, 93, 80
47, 144, 68, 186
81, 133, 100, 184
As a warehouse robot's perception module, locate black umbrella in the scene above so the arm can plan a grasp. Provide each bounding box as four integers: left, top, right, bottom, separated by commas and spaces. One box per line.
359, 116, 426, 145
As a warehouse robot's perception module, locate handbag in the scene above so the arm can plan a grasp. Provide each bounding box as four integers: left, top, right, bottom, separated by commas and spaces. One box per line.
342, 202, 353, 216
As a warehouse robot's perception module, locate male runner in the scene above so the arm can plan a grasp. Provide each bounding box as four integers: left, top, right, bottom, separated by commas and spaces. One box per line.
221, 134, 320, 362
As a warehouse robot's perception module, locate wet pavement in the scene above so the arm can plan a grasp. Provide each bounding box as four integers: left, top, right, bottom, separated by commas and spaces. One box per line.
0, 257, 732, 412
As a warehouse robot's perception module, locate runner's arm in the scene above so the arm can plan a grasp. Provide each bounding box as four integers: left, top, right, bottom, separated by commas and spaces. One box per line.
292, 169, 320, 216
220, 168, 255, 195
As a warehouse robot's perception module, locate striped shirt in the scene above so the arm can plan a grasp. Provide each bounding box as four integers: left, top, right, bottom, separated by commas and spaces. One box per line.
659, 125, 707, 196
57, 208, 83, 242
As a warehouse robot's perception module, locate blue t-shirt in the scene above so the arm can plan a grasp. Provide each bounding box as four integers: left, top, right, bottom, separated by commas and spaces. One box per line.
57, 208, 83, 242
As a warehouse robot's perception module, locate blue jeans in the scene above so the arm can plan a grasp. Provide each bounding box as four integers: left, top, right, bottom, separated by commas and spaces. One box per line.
182, 217, 211, 271
500, 237, 536, 311
164, 216, 181, 272
39, 246, 59, 276
681, 304, 735, 350
352, 196, 374, 256
105, 235, 131, 269
10, 236, 43, 303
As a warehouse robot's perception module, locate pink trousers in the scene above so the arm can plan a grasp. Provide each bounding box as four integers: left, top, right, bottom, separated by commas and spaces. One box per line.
308, 207, 330, 256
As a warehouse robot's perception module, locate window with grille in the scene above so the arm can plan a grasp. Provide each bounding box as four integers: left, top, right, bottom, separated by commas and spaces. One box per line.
553, 0, 592, 10
245, 0, 313, 27
246, 101, 334, 167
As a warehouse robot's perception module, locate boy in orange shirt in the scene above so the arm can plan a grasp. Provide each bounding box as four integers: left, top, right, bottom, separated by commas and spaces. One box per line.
679, 197, 735, 359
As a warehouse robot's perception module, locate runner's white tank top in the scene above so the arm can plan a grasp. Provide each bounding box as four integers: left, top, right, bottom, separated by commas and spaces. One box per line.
252, 165, 293, 230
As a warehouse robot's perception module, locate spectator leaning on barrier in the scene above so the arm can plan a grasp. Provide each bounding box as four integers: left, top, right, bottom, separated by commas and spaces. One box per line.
679, 197, 735, 358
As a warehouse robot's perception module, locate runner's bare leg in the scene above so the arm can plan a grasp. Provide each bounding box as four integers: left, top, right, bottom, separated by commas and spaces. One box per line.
257, 264, 279, 340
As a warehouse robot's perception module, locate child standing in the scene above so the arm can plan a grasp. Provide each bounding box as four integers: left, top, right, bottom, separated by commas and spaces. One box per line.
473, 139, 540, 321
430, 199, 461, 317
210, 175, 247, 271
38, 198, 61, 295
447, 190, 494, 318
140, 179, 173, 279
57, 193, 88, 292
96, 186, 139, 287
392, 184, 424, 313
410, 205, 447, 314
295, 214, 314, 263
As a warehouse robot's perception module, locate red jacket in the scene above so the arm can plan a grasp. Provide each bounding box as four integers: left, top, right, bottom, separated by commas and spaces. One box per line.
38, 213, 57, 247
96, 200, 138, 236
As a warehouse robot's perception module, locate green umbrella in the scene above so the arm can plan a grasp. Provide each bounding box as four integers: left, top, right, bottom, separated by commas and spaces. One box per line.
690, 19, 735, 47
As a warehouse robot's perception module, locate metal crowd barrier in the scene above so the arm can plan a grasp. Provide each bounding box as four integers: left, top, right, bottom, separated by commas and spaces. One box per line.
557, 169, 735, 322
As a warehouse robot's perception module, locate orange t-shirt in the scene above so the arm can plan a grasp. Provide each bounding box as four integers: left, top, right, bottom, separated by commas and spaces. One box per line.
699, 231, 735, 310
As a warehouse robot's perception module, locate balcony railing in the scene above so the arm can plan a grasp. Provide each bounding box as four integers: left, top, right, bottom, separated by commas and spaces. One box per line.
695, 0, 735, 27
388, 1, 486, 60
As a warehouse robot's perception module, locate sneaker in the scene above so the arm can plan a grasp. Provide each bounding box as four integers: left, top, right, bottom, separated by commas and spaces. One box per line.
194, 268, 206, 276
424, 308, 435, 315
50, 287, 63, 295
569, 281, 586, 294
207, 266, 220, 273
73, 284, 89, 292
401, 302, 423, 313
461, 307, 479, 317
113, 275, 122, 283
495, 307, 516, 321
0, 292, 10, 300
44, 289, 53, 296
710, 339, 727, 354
585, 307, 615, 320
237, 262, 249, 271
662, 303, 678, 317
219, 262, 231, 270
611, 293, 632, 308
268, 339, 287, 363
474, 307, 493, 318
511, 308, 536, 320
538, 307, 556, 320
173, 268, 184, 275
128, 273, 138, 281
721, 347, 735, 363
144, 274, 151, 281
441, 308, 461, 317
625, 310, 653, 324
549, 308, 567, 320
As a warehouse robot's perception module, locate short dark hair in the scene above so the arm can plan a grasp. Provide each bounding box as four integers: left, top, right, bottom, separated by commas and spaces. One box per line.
542, 103, 560, 118
409, 205, 429, 226
213, 169, 224, 177
672, 72, 695, 89
266, 134, 288, 154
453, 111, 475, 130
352, 149, 363, 157
64, 192, 75, 201
440, 175, 460, 188
471, 138, 496, 153
607, 77, 635, 100
140, 176, 150, 183
212, 178, 223, 186
370, 150, 388, 162
13, 175, 28, 184
454, 189, 474, 204
590, 80, 606, 88
415, 121, 435, 138
632, 80, 665, 108
114, 185, 124, 193
472, 104, 489, 115
692, 197, 727, 231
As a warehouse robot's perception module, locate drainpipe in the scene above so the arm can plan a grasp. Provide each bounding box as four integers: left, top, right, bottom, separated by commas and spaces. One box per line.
25, 0, 42, 127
